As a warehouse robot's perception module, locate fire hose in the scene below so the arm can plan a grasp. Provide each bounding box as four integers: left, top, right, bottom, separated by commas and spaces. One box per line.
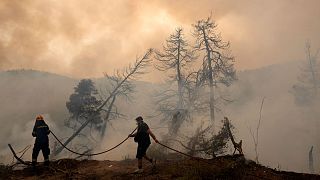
7, 128, 272, 179
50, 128, 214, 165
50, 127, 137, 156
9, 127, 210, 165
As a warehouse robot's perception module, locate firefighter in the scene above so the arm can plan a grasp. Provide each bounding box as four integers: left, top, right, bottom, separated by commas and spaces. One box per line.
32, 115, 51, 167
128, 116, 159, 173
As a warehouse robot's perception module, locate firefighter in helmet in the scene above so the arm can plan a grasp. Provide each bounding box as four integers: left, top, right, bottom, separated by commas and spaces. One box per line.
32, 115, 51, 166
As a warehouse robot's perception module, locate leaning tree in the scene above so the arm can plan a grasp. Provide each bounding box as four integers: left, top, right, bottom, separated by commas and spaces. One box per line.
53, 49, 153, 156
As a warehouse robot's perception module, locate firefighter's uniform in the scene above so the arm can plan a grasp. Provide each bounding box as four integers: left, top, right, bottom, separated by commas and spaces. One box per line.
32, 115, 50, 166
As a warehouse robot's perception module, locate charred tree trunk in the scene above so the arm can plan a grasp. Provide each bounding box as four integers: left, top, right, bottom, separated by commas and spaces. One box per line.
171, 37, 184, 137
155, 28, 194, 137
225, 117, 243, 155
176, 40, 184, 110
202, 28, 215, 130
249, 97, 265, 164
54, 116, 94, 156
100, 95, 116, 139
306, 43, 318, 95
193, 16, 236, 133
309, 146, 314, 173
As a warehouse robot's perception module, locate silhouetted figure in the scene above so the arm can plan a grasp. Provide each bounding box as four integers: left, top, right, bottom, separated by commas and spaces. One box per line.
129, 116, 158, 173
32, 115, 50, 167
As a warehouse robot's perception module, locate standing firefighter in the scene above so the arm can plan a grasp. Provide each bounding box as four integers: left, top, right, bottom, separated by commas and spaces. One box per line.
129, 116, 159, 173
32, 115, 50, 167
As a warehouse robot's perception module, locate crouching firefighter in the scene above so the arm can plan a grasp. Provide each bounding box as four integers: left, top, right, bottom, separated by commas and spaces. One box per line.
128, 116, 159, 173
32, 115, 51, 167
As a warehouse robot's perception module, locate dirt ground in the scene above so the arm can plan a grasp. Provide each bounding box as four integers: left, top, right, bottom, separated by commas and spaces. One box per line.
5, 155, 320, 180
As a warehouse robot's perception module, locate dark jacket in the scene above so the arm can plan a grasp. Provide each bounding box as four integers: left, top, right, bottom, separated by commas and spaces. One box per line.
134, 121, 151, 145
32, 120, 50, 144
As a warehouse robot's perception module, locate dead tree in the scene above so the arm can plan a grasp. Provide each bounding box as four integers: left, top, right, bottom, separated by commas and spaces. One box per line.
192, 15, 236, 130
249, 97, 265, 164
224, 117, 243, 155
184, 71, 207, 111
292, 42, 320, 106
98, 94, 117, 138
309, 146, 314, 174
179, 119, 233, 158
154, 28, 195, 136
168, 123, 214, 157
53, 49, 153, 156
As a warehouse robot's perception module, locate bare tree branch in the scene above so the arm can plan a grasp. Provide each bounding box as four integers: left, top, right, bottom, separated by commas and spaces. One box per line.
54, 49, 153, 156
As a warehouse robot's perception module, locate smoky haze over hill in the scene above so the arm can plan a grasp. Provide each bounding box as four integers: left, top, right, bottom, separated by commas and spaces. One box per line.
0, 0, 319, 80
0, 60, 319, 173
0, 0, 319, 177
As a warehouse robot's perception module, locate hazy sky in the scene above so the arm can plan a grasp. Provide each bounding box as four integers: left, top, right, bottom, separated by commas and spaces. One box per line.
0, 0, 319, 80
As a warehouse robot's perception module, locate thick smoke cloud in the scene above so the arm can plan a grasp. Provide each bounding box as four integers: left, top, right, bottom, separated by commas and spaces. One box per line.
0, 0, 319, 80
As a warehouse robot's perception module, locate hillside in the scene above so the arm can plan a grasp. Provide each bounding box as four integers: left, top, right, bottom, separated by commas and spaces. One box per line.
3, 155, 320, 179
0, 60, 319, 174
0, 69, 77, 157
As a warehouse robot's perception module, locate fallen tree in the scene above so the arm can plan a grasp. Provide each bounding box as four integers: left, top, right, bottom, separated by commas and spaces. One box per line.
171, 117, 242, 158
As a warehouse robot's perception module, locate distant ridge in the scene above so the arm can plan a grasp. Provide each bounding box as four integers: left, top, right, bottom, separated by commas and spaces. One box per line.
0, 69, 76, 80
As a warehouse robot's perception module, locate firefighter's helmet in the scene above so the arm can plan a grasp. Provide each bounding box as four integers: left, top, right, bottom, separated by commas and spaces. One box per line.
36, 115, 44, 120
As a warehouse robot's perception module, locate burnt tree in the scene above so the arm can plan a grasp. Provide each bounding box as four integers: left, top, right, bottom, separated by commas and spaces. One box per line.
53, 49, 153, 156
309, 146, 314, 174
192, 15, 236, 129
292, 42, 320, 106
249, 97, 265, 164
224, 117, 243, 155
154, 28, 195, 136
180, 119, 234, 158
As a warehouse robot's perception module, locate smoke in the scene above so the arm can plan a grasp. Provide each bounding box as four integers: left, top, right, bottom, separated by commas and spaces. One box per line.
0, 0, 320, 174
0, 0, 319, 80
220, 61, 320, 173
0, 70, 75, 163
0, 114, 59, 164
0, 61, 319, 174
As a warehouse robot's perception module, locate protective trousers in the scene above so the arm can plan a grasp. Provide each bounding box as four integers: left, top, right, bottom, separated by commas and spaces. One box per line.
32, 142, 50, 166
